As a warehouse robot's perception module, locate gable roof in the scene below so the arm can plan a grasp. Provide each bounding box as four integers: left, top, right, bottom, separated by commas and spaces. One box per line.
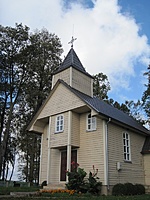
60, 79, 149, 135
54, 48, 93, 78
27, 78, 149, 136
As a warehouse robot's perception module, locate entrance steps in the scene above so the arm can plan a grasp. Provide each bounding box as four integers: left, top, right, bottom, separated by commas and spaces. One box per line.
43, 183, 66, 190
145, 185, 150, 194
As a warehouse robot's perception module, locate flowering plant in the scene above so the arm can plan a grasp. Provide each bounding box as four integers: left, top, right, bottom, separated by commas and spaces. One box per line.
66, 161, 87, 193
87, 165, 102, 195
66, 163, 102, 195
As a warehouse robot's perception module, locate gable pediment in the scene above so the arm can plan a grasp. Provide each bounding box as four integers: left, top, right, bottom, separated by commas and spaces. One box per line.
27, 80, 89, 132
37, 82, 86, 119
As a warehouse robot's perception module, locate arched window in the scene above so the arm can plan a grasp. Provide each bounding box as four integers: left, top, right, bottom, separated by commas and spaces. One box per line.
87, 113, 96, 131
123, 132, 131, 161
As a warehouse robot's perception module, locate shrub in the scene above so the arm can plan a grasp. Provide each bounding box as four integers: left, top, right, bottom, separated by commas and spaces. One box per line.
86, 171, 102, 195
66, 162, 87, 193
66, 167, 87, 192
112, 183, 125, 196
66, 163, 102, 195
112, 183, 145, 196
124, 183, 134, 195
134, 184, 145, 195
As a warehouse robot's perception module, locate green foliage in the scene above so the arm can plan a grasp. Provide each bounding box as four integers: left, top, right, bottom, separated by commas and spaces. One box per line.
66, 163, 102, 195
93, 73, 111, 100
142, 65, 150, 128
0, 23, 30, 180
124, 183, 135, 195
134, 184, 146, 195
0, 24, 63, 182
112, 183, 125, 196
112, 183, 145, 196
93, 73, 144, 124
86, 171, 102, 195
66, 163, 87, 192
0, 186, 40, 195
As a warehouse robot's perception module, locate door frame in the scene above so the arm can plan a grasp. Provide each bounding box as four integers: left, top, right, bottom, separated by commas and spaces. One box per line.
60, 149, 77, 182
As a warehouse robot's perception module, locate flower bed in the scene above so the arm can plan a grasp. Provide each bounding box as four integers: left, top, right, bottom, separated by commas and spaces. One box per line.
40, 189, 76, 195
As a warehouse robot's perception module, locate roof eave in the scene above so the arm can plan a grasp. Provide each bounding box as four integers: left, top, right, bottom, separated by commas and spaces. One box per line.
54, 64, 94, 79
95, 111, 149, 136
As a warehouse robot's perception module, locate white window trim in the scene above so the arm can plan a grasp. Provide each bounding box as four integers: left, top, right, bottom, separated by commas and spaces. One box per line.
123, 132, 131, 162
86, 113, 97, 131
55, 114, 64, 133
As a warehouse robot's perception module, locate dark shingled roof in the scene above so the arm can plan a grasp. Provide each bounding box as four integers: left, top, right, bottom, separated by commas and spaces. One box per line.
59, 79, 150, 135
142, 137, 150, 154
55, 48, 93, 78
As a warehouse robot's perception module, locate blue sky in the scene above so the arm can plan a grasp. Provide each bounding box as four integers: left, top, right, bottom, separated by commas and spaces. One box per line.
116, 0, 150, 102
0, 0, 150, 104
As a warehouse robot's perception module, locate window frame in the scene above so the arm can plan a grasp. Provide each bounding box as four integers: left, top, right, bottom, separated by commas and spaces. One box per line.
86, 113, 97, 131
55, 114, 64, 133
123, 132, 131, 162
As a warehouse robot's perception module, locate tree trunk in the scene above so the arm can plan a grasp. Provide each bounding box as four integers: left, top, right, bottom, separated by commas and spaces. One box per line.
9, 163, 15, 181
0, 103, 14, 178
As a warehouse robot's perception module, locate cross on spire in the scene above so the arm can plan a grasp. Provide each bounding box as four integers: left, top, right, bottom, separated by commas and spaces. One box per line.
68, 36, 77, 48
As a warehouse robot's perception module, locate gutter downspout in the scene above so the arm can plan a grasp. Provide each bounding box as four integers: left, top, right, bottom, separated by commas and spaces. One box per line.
47, 116, 51, 184
105, 117, 111, 191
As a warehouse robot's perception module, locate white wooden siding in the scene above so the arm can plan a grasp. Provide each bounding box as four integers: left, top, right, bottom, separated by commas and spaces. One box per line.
39, 125, 48, 184
50, 112, 68, 148
52, 68, 70, 87
52, 68, 93, 97
71, 112, 80, 147
143, 154, 150, 185
108, 123, 145, 185
72, 68, 92, 96
78, 114, 105, 183
37, 83, 86, 120
49, 149, 60, 184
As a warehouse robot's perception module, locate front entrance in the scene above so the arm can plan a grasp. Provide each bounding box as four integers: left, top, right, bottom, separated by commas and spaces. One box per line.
60, 149, 77, 181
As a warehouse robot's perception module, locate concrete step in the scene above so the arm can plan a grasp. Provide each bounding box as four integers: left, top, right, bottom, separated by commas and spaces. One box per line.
10, 192, 38, 196
43, 183, 66, 190
145, 185, 150, 194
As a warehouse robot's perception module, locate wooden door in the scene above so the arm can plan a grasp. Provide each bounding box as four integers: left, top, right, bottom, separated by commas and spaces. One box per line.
60, 151, 67, 181
60, 150, 77, 181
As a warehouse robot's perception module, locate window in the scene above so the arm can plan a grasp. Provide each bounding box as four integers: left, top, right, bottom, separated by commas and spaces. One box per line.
123, 132, 131, 161
87, 113, 96, 131
55, 115, 64, 133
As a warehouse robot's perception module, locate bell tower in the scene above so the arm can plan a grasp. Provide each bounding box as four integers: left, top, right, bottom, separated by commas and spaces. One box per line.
52, 38, 93, 97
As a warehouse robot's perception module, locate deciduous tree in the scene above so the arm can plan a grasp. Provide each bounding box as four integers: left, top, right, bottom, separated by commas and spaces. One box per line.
93, 73, 111, 100
0, 23, 29, 179
17, 28, 63, 183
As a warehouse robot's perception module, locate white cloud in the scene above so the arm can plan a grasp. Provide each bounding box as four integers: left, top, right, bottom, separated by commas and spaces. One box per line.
0, 0, 150, 92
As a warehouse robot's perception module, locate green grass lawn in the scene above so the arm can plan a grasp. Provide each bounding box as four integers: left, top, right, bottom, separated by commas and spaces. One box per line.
0, 186, 40, 195
0, 194, 150, 200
